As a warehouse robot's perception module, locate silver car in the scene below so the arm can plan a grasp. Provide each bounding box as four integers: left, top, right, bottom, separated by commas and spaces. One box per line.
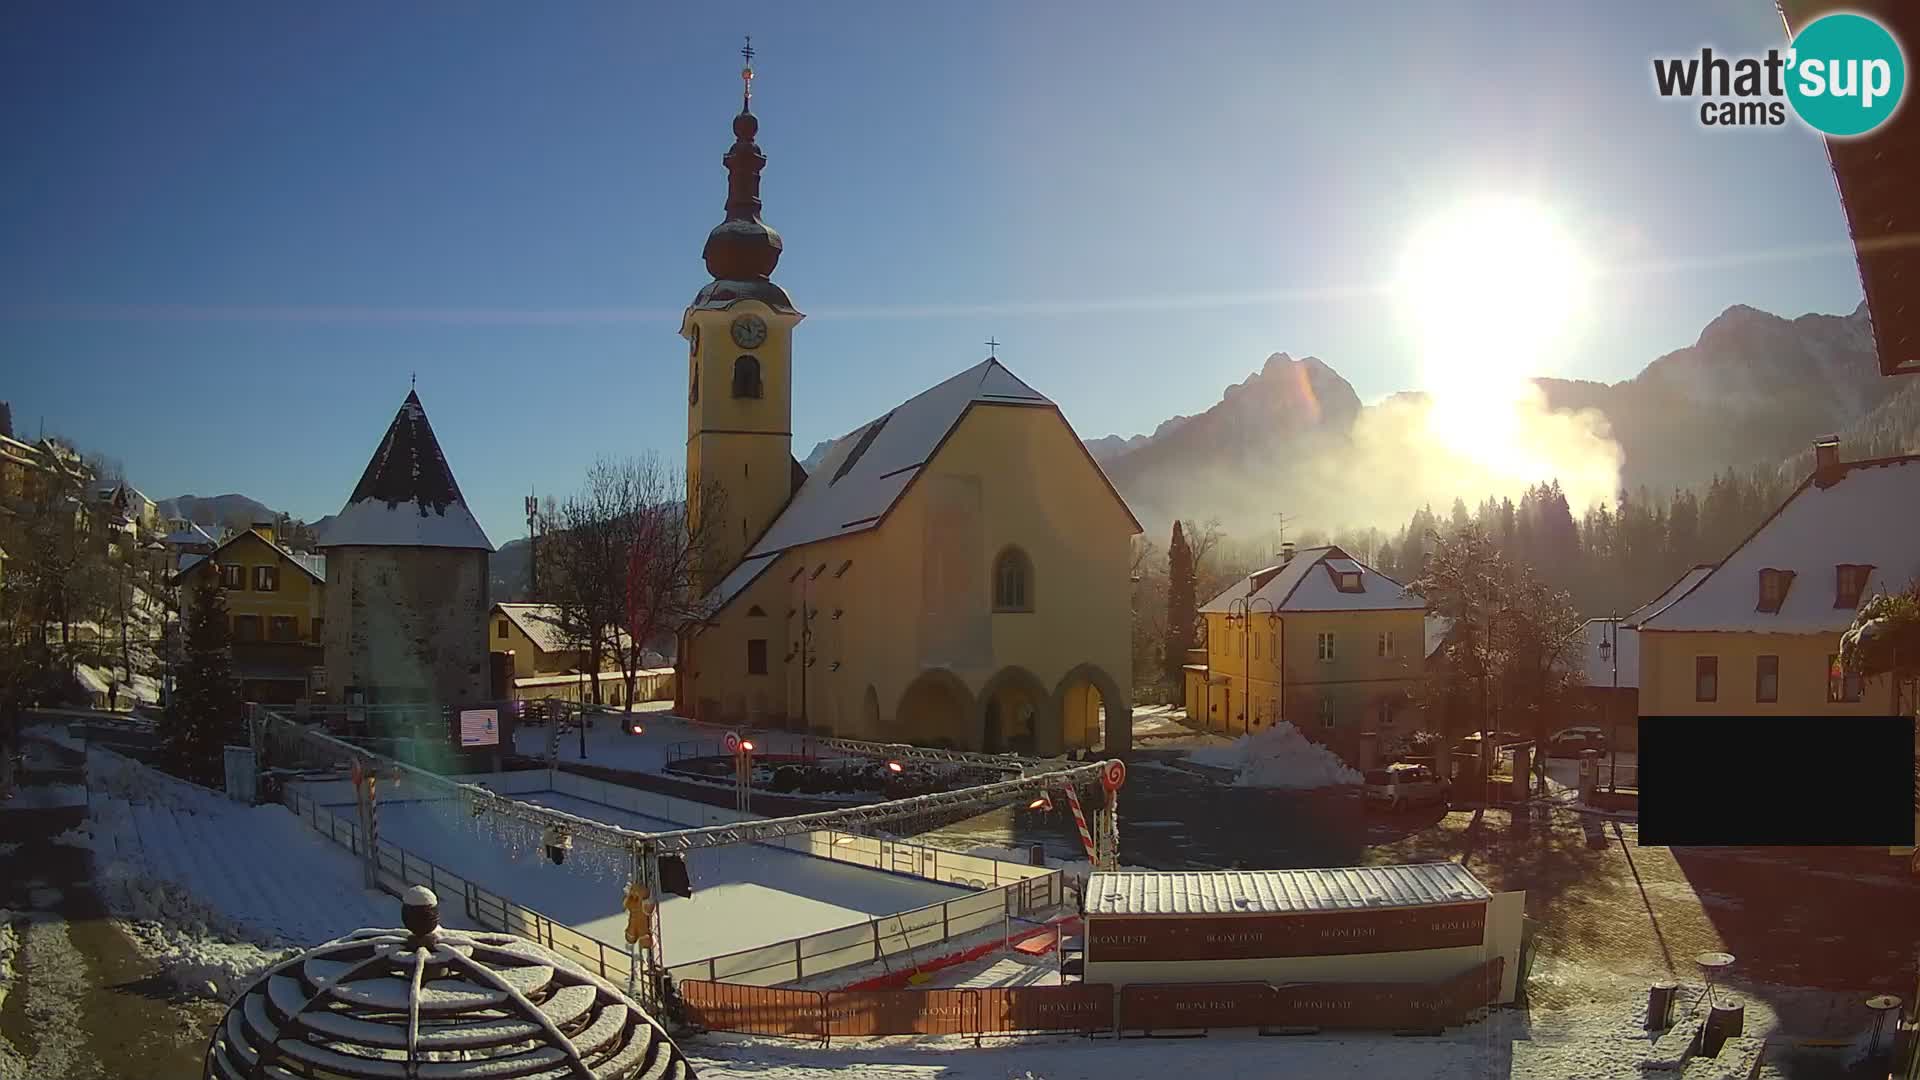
1362, 763, 1450, 812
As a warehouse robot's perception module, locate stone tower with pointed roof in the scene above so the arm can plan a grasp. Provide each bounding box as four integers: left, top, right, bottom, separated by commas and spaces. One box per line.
318, 390, 494, 707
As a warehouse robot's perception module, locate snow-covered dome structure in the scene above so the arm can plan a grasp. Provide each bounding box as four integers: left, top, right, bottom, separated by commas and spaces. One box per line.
204, 887, 691, 1079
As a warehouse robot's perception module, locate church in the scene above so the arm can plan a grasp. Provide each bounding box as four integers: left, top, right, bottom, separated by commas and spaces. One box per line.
674, 50, 1141, 755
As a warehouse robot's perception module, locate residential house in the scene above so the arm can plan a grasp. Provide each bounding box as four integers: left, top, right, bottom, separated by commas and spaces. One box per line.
489, 602, 675, 706
1185, 544, 1427, 763
673, 76, 1139, 753
1562, 565, 1715, 752
172, 519, 327, 704
1636, 439, 1920, 719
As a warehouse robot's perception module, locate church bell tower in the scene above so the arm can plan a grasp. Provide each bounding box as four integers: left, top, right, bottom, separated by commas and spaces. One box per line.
683, 38, 803, 593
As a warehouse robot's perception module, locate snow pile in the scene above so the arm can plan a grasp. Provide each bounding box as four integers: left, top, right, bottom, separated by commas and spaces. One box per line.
71, 748, 414, 1000
1186, 723, 1364, 789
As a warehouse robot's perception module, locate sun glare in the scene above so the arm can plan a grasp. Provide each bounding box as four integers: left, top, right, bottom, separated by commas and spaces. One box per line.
1396, 197, 1591, 387
1394, 198, 1593, 477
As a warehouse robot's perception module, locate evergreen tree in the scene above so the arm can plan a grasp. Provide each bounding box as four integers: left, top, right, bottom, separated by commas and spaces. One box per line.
1163, 522, 1196, 683
164, 567, 243, 787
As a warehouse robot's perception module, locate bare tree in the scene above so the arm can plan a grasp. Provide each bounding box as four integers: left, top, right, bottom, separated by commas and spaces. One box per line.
542, 456, 727, 711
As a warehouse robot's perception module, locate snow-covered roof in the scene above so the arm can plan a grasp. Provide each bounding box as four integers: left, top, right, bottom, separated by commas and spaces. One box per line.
494, 603, 634, 655
703, 357, 1136, 610
162, 523, 220, 547
1638, 455, 1920, 634
1621, 565, 1713, 628
1569, 619, 1639, 689
1200, 546, 1423, 614
317, 390, 493, 552
170, 529, 326, 584
1085, 863, 1490, 917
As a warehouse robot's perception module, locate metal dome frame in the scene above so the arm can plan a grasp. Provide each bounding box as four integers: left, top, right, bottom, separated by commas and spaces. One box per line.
204, 892, 691, 1080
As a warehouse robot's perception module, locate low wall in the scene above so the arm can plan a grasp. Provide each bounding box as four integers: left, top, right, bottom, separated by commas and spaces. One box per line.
680, 957, 1506, 1043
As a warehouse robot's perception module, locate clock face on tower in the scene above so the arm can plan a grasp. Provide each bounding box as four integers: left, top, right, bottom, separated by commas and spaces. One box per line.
730, 314, 768, 349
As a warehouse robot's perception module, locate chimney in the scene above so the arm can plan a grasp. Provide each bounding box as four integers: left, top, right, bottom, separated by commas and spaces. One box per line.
1813, 435, 1843, 488
250, 518, 276, 546
1281, 541, 1296, 563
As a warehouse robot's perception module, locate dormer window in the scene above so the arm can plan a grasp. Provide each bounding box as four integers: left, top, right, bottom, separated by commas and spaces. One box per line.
1338, 572, 1362, 592
1834, 564, 1874, 609
1756, 568, 1795, 613
1323, 558, 1366, 594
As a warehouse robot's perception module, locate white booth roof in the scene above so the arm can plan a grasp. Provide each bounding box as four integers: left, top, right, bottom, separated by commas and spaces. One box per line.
1086, 863, 1490, 917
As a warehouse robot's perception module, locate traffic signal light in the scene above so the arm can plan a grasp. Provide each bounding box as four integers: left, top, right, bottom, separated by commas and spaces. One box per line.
658, 854, 693, 898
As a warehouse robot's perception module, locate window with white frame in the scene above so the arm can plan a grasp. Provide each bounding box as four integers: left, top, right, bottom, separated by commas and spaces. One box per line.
1316, 632, 1335, 663
1320, 697, 1336, 728
1377, 630, 1395, 658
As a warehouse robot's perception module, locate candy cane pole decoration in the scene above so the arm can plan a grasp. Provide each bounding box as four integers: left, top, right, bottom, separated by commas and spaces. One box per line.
1063, 783, 1098, 862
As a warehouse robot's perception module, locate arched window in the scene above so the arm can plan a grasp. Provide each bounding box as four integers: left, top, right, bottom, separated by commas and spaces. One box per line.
732, 355, 762, 399
992, 547, 1033, 612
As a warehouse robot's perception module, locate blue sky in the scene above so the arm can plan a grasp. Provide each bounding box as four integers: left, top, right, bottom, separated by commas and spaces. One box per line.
0, 1, 1868, 544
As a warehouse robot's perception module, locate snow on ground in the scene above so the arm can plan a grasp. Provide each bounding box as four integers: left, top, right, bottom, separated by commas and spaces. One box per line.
22, 721, 85, 752
1183, 722, 1364, 789
4, 783, 87, 809
0, 908, 19, 1011
512, 702, 678, 773
68, 750, 451, 999
0, 911, 95, 1078
360, 791, 968, 966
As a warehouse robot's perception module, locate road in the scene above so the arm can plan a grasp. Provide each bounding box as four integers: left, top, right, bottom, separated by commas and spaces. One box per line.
0, 737, 223, 1080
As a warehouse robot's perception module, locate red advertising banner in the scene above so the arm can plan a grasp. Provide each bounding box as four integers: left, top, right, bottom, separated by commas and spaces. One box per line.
1120, 982, 1271, 1030
978, 985, 1114, 1034
827, 989, 978, 1037
1088, 901, 1486, 962
681, 981, 826, 1040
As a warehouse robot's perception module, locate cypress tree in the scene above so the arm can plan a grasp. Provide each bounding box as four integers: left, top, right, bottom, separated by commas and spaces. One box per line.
1164, 522, 1196, 684
163, 566, 244, 787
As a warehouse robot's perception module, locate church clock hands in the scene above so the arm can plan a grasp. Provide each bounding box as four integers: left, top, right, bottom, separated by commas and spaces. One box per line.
730, 314, 768, 349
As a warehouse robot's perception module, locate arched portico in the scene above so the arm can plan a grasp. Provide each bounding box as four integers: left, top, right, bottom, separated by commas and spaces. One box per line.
1051, 663, 1130, 757
895, 668, 974, 748
975, 665, 1052, 754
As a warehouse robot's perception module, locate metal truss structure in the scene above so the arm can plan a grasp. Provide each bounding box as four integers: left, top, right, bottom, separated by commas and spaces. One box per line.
259, 708, 1113, 856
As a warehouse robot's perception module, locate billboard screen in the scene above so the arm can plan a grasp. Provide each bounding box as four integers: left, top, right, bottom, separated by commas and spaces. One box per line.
458, 708, 501, 748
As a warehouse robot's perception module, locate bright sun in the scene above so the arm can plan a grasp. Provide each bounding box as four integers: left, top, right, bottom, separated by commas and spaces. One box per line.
1395, 197, 1591, 388
1395, 198, 1592, 471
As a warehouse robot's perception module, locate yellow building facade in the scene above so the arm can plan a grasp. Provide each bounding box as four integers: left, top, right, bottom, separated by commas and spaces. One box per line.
173, 523, 327, 703
1186, 547, 1427, 762
673, 74, 1140, 754
489, 603, 674, 706
1634, 447, 1920, 721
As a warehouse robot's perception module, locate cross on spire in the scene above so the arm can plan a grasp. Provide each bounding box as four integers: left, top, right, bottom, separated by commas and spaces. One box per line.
410, 371, 416, 389
741, 35, 755, 110
985, 337, 1000, 359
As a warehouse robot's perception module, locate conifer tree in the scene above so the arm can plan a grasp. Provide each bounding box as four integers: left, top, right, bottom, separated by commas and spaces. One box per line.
1163, 522, 1196, 683
164, 566, 243, 787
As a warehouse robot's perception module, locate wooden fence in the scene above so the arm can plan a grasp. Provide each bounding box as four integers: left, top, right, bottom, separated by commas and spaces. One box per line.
680, 958, 1505, 1044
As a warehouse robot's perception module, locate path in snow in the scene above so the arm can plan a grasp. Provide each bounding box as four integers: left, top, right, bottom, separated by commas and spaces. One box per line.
359, 792, 969, 966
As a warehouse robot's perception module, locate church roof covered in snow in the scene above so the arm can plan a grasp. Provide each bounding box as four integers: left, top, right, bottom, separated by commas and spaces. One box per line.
702, 357, 1137, 610
1200, 546, 1422, 614
1637, 454, 1920, 634
317, 390, 493, 552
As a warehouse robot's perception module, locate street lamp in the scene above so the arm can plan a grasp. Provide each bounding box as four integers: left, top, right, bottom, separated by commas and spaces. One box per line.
1227, 596, 1277, 738
1599, 611, 1620, 791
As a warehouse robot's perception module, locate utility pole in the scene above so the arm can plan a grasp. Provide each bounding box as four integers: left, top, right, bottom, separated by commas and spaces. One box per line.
1606, 612, 1619, 792
525, 492, 539, 597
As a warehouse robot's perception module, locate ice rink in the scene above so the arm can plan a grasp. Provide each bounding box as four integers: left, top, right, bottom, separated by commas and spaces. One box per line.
340, 791, 969, 966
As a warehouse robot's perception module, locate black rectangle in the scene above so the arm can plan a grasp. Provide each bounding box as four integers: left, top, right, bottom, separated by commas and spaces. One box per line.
1638, 716, 1915, 846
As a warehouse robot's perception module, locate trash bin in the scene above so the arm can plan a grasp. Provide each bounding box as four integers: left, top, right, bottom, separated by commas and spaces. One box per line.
1647, 981, 1679, 1030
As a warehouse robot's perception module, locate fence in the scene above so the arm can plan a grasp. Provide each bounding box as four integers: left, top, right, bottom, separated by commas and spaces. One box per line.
680, 981, 1116, 1045
282, 787, 644, 991
680, 958, 1505, 1044
281, 780, 1063, 991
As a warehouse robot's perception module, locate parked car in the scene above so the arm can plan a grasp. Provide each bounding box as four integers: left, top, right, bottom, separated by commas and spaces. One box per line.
1362, 763, 1450, 812
1451, 730, 1529, 756
1547, 727, 1608, 758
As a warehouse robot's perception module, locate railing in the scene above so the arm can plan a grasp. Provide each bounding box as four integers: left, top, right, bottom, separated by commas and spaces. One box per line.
281, 783, 1062, 992
282, 787, 643, 992
1597, 762, 1639, 791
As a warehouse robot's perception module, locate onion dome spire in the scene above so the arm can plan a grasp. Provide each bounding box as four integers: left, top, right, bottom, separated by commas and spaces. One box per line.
696, 36, 795, 312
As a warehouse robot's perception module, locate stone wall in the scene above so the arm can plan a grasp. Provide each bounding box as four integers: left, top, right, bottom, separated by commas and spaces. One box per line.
322, 546, 489, 706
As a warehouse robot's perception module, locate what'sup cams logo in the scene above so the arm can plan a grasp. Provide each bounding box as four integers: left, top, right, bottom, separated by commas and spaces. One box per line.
1654, 12, 1906, 136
